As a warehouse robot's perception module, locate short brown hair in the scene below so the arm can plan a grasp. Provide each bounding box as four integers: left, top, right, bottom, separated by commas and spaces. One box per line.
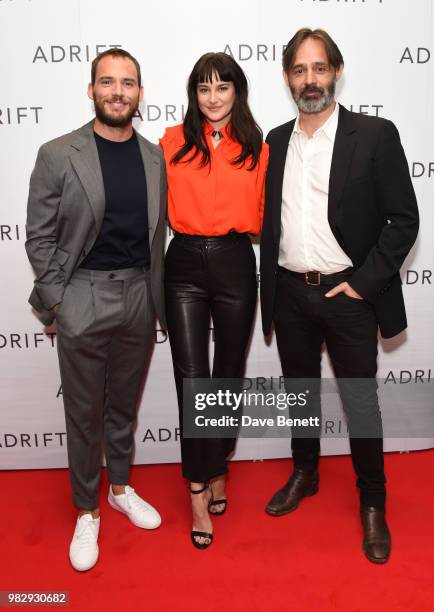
282, 28, 344, 74
91, 48, 142, 87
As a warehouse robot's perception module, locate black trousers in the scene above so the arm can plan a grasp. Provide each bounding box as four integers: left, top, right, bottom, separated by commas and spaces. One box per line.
274, 267, 386, 509
165, 232, 257, 483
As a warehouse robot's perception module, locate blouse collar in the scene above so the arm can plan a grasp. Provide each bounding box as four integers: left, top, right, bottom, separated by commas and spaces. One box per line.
204, 121, 231, 137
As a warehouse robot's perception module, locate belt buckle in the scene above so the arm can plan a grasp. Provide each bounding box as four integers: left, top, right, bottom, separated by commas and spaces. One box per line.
305, 271, 320, 286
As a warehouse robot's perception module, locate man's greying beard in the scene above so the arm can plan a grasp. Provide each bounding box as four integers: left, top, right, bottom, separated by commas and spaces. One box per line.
93, 94, 139, 128
291, 79, 336, 114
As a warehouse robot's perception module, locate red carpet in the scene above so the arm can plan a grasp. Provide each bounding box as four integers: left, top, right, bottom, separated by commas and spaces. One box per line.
1, 451, 433, 611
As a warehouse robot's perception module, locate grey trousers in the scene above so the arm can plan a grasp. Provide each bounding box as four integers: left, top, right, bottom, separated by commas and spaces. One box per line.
56, 267, 154, 509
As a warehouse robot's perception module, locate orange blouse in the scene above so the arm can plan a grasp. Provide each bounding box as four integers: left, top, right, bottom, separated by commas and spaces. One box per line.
159, 122, 269, 236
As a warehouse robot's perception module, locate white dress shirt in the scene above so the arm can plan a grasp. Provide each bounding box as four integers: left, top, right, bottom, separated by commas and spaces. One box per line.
278, 102, 353, 274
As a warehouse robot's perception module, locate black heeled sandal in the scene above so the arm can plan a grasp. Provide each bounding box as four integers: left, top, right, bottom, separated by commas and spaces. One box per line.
208, 498, 227, 516
190, 484, 213, 550
208, 480, 227, 516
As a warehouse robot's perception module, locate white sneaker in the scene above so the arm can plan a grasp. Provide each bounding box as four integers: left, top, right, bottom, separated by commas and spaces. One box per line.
108, 485, 161, 529
69, 514, 100, 572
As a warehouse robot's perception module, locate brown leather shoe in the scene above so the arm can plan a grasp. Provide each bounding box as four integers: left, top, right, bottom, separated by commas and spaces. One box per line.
265, 468, 319, 516
360, 507, 391, 564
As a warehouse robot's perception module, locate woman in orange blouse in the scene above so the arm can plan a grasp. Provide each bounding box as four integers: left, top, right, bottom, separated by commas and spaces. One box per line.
160, 52, 268, 549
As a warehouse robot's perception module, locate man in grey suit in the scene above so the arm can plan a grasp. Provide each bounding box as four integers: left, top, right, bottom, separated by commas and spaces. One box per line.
26, 49, 167, 571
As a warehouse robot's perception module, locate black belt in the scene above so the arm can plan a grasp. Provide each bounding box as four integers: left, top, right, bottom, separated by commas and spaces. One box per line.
278, 266, 353, 287
174, 231, 248, 245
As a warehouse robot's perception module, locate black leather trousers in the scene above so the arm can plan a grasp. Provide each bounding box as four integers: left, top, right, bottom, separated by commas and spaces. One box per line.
165, 232, 257, 482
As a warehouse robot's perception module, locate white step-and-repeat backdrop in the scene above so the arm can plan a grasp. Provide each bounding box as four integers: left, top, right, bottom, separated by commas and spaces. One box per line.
1, 0, 433, 470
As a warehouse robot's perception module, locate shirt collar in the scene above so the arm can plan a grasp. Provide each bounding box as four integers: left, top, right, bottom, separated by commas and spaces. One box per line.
293, 101, 340, 142
204, 121, 231, 137
293, 114, 303, 135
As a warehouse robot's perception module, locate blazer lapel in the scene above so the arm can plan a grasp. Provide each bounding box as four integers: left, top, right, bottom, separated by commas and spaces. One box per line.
69, 122, 106, 231
271, 121, 294, 244
137, 134, 160, 247
328, 105, 357, 246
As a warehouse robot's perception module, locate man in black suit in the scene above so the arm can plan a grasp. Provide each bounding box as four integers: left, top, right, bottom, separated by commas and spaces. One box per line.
260, 28, 418, 563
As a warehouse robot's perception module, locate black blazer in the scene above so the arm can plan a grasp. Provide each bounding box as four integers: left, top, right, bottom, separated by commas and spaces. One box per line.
260, 105, 419, 339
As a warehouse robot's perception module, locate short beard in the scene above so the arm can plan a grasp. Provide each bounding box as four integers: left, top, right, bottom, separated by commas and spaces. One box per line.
93, 96, 139, 128
292, 80, 336, 113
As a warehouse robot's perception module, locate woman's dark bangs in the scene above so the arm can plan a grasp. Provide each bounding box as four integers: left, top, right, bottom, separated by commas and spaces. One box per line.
196, 57, 235, 85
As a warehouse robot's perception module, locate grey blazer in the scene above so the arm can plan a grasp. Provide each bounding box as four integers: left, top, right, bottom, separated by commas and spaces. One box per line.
25, 120, 167, 327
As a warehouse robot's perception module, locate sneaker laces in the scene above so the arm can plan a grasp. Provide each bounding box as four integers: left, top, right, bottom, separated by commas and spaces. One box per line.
75, 517, 98, 547
125, 487, 152, 512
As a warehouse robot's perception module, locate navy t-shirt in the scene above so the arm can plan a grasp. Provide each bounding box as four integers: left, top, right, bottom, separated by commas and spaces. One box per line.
81, 131, 150, 270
